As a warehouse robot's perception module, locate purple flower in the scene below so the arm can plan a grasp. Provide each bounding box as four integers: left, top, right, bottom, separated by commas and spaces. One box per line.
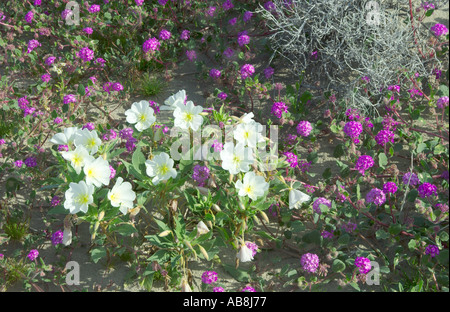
58, 145, 69, 152
143, 38, 161, 53
158, 0, 168, 5
264, 1, 276, 11
240, 64, 255, 80
51, 196, 61, 207
418, 182, 438, 198
201, 271, 218, 284
61, 9, 73, 20
159, 29, 171, 41
343, 121, 363, 143
271, 101, 288, 118
229, 17, 237, 25
342, 221, 357, 233
51, 230, 64, 245
431, 23, 448, 37
77, 47, 95, 62
192, 165, 210, 186
243, 11, 253, 23
264, 67, 274, 79
388, 85, 401, 93
119, 128, 134, 140
213, 287, 224, 292
286, 134, 297, 145
41, 74, 51, 83
112, 82, 123, 92
222, 0, 234, 11
223, 47, 234, 59
27, 249, 39, 261
238, 34, 250, 47
109, 166, 116, 179
321, 230, 334, 239
366, 188, 386, 206
354, 257, 371, 274
211, 140, 223, 152
18, 96, 29, 110
94, 58, 106, 67
180, 30, 190, 41
27, 39, 41, 54
34, 0, 42, 5
422, 2, 435, 11
83, 27, 93, 35
126, 137, 137, 152
301, 253, 320, 273
135, 0, 145, 5
24, 157, 37, 168
218, 92, 227, 100
14, 160, 24, 168
436, 96, 449, 109
103, 129, 117, 141
186, 50, 197, 61
402, 172, 420, 186
383, 182, 397, 194
0, 139, 5, 146
88, 5, 101, 13
149, 101, 160, 114
312, 197, 331, 214
283, 152, 298, 168
82, 123, 95, 131
246, 242, 259, 257
45, 56, 56, 66
25, 11, 34, 23
206, 6, 216, 17
296, 121, 312, 137
241, 286, 256, 292
209, 68, 221, 79
425, 245, 440, 258
375, 129, 395, 146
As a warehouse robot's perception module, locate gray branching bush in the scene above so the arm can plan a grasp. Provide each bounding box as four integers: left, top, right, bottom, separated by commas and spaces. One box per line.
258, 0, 447, 114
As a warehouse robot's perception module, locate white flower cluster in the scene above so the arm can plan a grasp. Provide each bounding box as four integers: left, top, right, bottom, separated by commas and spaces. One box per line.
50, 127, 136, 216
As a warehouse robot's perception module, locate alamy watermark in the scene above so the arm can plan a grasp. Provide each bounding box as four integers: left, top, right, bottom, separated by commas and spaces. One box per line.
65, 1, 80, 26
65, 261, 80, 285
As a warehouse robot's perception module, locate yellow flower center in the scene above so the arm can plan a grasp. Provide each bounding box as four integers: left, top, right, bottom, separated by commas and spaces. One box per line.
76, 194, 90, 205
243, 131, 250, 139
158, 164, 169, 176
139, 113, 147, 122
183, 112, 194, 122
88, 138, 97, 148
73, 155, 82, 167
245, 185, 253, 194
233, 155, 241, 164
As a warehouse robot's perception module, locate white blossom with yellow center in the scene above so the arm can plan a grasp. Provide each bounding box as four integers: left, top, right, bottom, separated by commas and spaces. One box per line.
61, 145, 93, 174
173, 100, 204, 131
233, 120, 265, 149
74, 128, 102, 155
235, 171, 269, 201
108, 177, 136, 215
64, 180, 94, 214
220, 142, 254, 175
145, 152, 177, 185
125, 100, 156, 132
83, 156, 111, 187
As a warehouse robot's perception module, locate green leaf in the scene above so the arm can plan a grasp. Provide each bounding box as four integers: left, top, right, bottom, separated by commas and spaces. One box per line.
333, 143, 345, 158
378, 153, 388, 169
408, 239, 417, 251
406, 189, 418, 202
376, 229, 390, 240
416, 143, 427, 154
112, 223, 138, 236
90, 247, 107, 264
332, 259, 346, 273
388, 224, 402, 236
222, 263, 250, 283
437, 84, 449, 97
338, 234, 350, 245
77, 84, 85, 96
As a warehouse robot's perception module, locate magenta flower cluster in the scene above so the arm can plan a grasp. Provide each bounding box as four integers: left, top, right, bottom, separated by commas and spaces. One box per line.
143, 38, 161, 53
343, 121, 363, 143
312, 197, 331, 214
366, 188, 386, 206
301, 253, 320, 273
296, 121, 312, 137
418, 182, 438, 198
430, 23, 449, 37
354, 257, 371, 274
192, 165, 210, 186
240, 64, 255, 79
201, 271, 218, 284
271, 101, 288, 118
425, 245, 440, 258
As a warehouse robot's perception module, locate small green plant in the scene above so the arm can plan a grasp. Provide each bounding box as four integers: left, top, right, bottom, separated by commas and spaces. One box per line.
139, 74, 167, 97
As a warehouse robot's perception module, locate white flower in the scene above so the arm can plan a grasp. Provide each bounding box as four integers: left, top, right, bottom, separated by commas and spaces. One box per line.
196, 221, 210, 236
108, 177, 136, 215
64, 180, 95, 214
236, 112, 256, 124
160, 89, 186, 110
234, 121, 265, 149
236, 243, 254, 262
50, 127, 80, 146
61, 145, 94, 174
220, 142, 254, 175
74, 128, 102, 155
173, 100, 204, 131
235, 171, 269, 201
125, 100, 156, 132
83, 156, 111, 187
289, 188, 311, 209
145, 152, 177, 185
